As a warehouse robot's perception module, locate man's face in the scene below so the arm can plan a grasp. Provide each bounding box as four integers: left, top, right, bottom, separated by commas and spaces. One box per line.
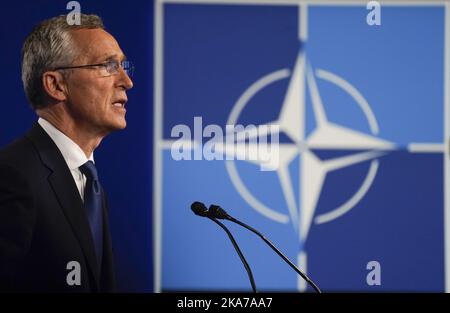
64, 28, 133, 134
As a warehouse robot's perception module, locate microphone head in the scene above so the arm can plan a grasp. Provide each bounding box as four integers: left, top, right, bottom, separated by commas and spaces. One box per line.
191, 201, 209, 217
209, 205, 230, 220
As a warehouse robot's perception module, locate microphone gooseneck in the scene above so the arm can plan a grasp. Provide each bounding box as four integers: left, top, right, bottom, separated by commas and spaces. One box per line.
208, 218, 257, 293
191, 201, 257, 293
208, 204, 322, 293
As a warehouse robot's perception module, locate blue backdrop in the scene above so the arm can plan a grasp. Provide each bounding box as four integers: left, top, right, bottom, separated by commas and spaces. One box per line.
157, 1, 448, 292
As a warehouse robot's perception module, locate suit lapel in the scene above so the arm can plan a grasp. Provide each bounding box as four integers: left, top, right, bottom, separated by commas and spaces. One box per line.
26, 123, 101, 289
100, 190, 116, 292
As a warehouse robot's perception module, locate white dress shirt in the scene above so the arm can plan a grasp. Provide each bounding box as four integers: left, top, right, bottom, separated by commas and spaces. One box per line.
38, 118, 94, 201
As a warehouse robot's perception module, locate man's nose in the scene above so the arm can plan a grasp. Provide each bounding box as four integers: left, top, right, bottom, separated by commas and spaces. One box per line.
118, 67, 133, 90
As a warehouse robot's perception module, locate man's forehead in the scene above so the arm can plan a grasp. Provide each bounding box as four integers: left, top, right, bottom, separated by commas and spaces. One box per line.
70, 28, 125, 61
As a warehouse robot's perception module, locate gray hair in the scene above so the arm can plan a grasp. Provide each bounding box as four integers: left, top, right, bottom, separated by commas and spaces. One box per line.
21, 14, 105, 110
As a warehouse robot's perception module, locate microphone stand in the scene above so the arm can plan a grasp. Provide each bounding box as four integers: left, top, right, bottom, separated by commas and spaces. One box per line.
208, 217, 257, 293
209, 205, 321, 293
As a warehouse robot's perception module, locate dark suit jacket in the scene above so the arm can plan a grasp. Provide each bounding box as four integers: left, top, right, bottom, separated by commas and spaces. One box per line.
0, 123, 115, 292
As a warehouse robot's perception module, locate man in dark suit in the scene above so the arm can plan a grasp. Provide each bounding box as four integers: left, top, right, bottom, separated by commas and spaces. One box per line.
0, 14, 133, 292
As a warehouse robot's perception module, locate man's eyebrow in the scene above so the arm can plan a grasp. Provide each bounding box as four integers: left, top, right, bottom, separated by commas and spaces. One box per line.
103, 54, 127, 62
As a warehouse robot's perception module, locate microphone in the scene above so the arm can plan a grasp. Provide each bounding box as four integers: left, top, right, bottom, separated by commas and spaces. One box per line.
208, 204, 322, 293
191, 201, 210, 217
190, 202, 257, 293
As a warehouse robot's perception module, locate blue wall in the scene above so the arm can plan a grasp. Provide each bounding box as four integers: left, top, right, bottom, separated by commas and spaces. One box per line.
157, 2, 448, 292
0, 0, 154, 292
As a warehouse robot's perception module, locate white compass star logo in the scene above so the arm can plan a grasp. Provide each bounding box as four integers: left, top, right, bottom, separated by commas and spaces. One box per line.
219, 50, 396, 245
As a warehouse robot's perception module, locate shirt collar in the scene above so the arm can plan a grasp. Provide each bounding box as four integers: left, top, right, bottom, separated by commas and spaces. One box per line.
38, 118, 94, 171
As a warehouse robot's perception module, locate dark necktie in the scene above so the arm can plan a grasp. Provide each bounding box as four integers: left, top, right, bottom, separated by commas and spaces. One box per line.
79, 161, 103, 273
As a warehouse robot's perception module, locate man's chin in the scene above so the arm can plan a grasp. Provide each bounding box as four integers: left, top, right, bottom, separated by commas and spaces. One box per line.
116, 120, 127, 129
105, 119, 127, 132
112, 122, 127, 131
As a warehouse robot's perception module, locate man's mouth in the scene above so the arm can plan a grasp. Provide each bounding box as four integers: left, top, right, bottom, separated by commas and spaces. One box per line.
112, 99, 127, 109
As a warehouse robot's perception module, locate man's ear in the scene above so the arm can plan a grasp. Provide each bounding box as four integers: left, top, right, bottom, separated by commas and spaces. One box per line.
42, 71, 68, 102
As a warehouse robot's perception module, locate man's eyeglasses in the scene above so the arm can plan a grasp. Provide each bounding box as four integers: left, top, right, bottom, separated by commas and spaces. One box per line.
54, 60, 134, 78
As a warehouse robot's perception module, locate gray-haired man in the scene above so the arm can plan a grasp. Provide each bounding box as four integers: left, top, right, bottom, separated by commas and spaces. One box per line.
0, 14, 133, 292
